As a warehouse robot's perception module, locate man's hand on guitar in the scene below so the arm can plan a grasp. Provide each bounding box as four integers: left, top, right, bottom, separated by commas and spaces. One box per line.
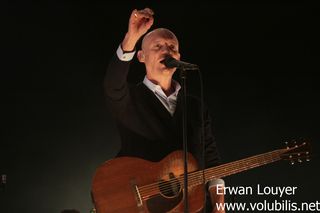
208, 179, 226, 213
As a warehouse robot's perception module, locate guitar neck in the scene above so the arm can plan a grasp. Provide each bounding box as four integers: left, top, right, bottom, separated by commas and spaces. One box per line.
187, 148, 287, 187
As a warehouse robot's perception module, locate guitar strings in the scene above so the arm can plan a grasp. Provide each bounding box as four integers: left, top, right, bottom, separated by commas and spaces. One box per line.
139, 143, 306, 199
138, 149, 285, 199
140, 149, 282, 200
139, 149, 281, 196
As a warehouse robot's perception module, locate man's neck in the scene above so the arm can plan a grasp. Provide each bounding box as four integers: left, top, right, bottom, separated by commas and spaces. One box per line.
146, 75, 174, 96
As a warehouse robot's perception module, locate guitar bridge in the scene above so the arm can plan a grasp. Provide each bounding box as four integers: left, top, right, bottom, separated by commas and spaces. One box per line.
130, 180, 144, 210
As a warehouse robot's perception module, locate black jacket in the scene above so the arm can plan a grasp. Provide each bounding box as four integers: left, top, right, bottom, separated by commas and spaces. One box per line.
104, 54, 220, 169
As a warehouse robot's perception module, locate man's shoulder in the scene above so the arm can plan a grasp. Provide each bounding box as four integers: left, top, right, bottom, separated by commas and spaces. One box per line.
186, 94, 201, 102
185, 94, 203, 108
128, 82, 151, 99
130, 82, 147, 92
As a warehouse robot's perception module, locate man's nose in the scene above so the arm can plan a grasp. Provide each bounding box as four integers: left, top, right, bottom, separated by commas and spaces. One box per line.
160, 45, 172, 54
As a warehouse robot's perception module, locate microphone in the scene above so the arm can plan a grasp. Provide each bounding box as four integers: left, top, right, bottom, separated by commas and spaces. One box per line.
161, 56, 199, 70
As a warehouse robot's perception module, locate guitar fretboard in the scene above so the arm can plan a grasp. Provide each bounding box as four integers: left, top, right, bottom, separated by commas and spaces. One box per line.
186, 148, 286, 187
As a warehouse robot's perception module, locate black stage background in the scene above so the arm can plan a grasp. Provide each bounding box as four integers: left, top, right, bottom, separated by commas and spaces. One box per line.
2, 1, 319, 212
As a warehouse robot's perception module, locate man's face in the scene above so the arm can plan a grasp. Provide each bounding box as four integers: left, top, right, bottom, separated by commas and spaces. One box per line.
138, 30, 180, 80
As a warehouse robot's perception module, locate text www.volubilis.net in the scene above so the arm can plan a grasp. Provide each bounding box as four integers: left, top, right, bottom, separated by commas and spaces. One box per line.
215, 200, 320, 212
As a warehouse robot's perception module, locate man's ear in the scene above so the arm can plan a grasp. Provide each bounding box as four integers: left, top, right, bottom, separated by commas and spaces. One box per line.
137, 50, 145, 62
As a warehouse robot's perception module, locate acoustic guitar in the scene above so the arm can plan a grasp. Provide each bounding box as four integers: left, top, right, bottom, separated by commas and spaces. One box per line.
91, 140, 310, 213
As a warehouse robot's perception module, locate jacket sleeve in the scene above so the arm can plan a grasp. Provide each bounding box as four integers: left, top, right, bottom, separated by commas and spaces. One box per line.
104, 54, 132, 115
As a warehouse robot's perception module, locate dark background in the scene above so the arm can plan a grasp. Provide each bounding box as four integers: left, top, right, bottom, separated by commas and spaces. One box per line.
2, 1, 319, 212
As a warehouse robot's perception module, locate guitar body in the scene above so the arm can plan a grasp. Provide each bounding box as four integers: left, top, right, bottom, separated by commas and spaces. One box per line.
92, 141, 310, 212
92, 151, 205, 213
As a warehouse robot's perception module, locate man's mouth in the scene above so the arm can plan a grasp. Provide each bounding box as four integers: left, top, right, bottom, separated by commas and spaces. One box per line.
160, 58, 166, 64
159, 55, 172, 65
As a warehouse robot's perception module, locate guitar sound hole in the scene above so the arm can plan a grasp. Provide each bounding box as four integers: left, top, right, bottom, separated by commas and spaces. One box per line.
158, 173, 181, 198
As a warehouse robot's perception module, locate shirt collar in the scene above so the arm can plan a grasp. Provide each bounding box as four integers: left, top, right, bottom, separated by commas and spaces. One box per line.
143, 76, 181, 98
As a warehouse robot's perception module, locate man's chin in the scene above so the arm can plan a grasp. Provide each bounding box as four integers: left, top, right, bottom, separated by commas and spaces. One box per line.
161, 67, 176, 74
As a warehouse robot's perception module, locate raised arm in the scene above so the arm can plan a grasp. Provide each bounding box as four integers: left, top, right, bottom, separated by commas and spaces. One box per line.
104, 8, 154, 107
122, 8, 154, 51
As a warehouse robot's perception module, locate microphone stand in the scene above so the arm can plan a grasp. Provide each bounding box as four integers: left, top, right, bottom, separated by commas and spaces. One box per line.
179, 67, 189, 213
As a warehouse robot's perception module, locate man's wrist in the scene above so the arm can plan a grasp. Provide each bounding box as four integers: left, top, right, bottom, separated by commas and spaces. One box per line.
116, 45, 136, 61
121, 32, 139, 52
208, 178, 225, 191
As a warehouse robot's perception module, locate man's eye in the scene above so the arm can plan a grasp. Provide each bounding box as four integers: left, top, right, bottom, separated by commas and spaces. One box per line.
170, 46, 177, 51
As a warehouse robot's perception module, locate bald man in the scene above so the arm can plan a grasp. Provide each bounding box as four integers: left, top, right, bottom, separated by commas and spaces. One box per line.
104, 8, 225, 213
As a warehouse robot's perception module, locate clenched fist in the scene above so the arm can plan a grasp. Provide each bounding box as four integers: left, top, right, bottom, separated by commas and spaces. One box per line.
122, 8, 154, 52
